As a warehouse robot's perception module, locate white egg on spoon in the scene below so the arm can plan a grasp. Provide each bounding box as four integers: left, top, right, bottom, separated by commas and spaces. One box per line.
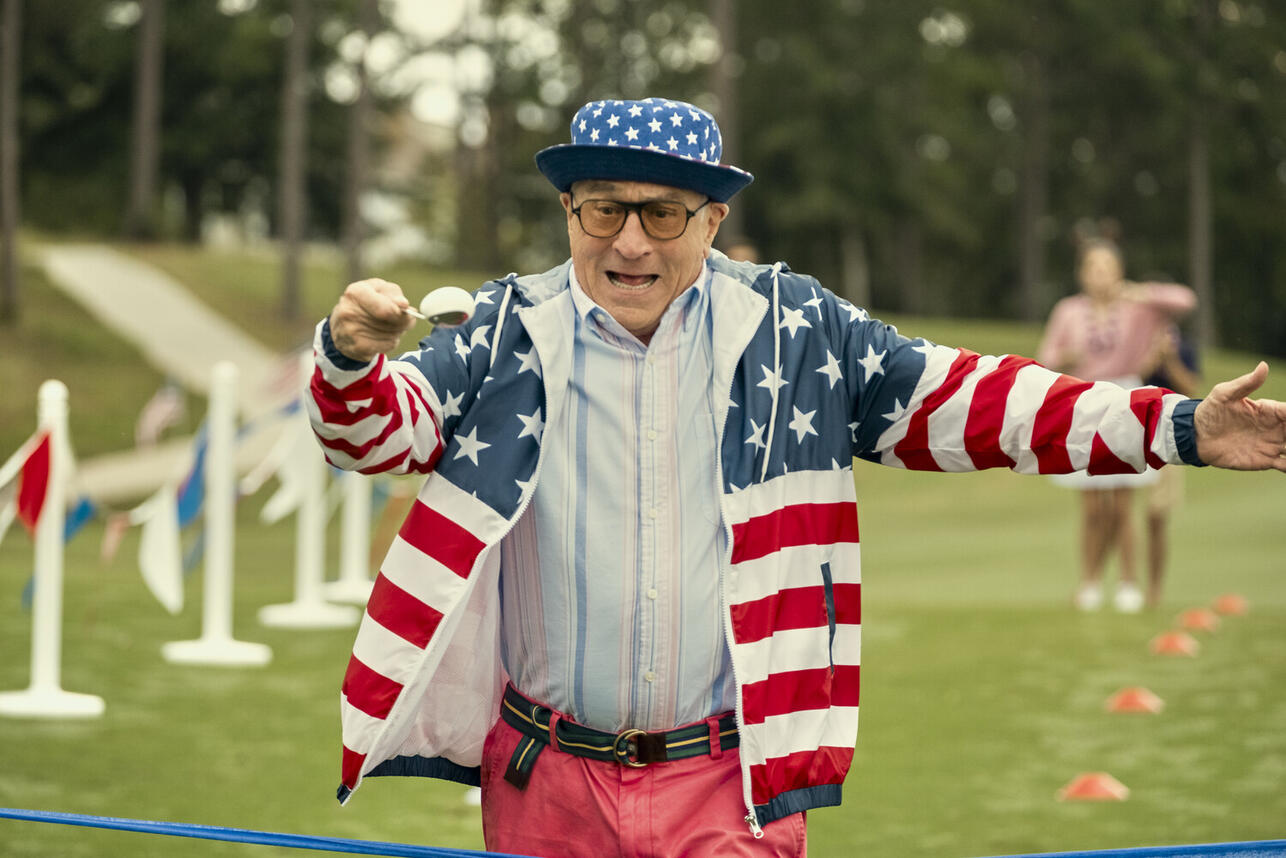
404, 286, 474, 327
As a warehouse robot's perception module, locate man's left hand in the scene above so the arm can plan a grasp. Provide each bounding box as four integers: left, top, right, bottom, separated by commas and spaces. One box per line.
1194, 362, 1286, 471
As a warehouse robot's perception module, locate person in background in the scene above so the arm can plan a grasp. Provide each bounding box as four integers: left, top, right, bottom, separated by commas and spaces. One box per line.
1140, 323, 1203, 607
310, 98, 1285, 858
1036, 236, 1197, 613
723, 236, 760, 263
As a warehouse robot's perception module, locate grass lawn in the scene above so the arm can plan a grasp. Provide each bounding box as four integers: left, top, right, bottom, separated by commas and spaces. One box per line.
2, 466, 1282, 857
1, 242, 1283, 856
0, 258, 175, 459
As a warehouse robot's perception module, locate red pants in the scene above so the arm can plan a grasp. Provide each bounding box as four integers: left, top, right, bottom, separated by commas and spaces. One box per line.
480, 713, 807, 857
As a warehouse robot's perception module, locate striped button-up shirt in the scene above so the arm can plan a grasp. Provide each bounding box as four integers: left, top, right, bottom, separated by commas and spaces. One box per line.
498, 263, 736, 733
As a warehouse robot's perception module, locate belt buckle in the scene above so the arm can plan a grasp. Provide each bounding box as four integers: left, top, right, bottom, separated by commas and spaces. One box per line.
613, 728, 649, 768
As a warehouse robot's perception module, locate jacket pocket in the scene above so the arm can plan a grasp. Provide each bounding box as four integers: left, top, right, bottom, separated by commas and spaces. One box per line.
820, 562, 837, 673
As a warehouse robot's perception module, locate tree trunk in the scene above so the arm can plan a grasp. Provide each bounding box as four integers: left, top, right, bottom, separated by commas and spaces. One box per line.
278, 0, 311, 321
708, 0, 745, 242
0, 0, 19, 324
453, 0, 502, 272
1187, 0, 1215, 349
1016, 49, 1050, 322
180, 171, 203, 243
839, 223, 871, 309
895, 217, 924, 315
124, 0, 164, 240
341, 0, 378, 287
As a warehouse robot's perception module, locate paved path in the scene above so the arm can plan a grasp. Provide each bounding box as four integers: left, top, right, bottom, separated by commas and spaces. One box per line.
39, 244, 298, 503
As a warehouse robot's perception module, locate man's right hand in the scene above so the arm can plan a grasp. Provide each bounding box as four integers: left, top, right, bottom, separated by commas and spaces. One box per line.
329, 278, 418, 363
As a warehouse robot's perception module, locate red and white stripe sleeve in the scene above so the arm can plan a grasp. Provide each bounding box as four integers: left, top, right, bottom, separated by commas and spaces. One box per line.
875, 344, 1186, 475
307, 321, 446, 475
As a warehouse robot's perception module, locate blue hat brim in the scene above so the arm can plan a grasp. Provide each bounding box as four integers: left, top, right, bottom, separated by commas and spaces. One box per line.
535, 144, 753, 203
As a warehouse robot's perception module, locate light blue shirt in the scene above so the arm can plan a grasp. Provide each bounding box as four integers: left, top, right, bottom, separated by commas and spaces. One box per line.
498, 264, 736, 733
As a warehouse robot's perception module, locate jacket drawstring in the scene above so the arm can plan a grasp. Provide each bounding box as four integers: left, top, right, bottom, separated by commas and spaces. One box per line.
759, 262, 784, 483
489, 275, 516, 372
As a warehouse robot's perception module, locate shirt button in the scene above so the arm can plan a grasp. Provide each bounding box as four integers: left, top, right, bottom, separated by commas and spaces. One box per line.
648, 508, 658, 519
647, 588, 658, 600
644, 671, 656, 682
647, 429, 657, 441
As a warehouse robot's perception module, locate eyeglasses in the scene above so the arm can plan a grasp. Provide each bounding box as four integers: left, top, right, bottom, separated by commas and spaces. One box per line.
570, 197, 711, 241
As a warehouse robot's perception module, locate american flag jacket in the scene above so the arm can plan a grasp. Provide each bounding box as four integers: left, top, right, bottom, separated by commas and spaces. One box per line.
308, 251, 1199, 829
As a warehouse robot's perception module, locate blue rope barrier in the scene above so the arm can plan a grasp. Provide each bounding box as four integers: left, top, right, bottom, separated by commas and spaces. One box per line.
0, 807, 526, 858
981, 840, 1286, 858
4, 806, 1281, 858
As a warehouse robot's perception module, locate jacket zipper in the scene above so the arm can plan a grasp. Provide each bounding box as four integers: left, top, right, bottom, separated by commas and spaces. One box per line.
713, 370, 764, 840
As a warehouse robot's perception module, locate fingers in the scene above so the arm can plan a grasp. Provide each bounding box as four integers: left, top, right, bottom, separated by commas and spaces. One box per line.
329, 279, 418, 362
347, 278, 412, 322
1210, 361, 1268, 403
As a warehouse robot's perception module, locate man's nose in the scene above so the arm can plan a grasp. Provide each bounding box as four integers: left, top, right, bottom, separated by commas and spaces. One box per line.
612, 211, 653, 256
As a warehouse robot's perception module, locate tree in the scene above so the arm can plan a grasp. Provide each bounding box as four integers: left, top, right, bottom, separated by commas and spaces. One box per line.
708, 0, 744, 242
123, 0, 164, 239
0, 0, 20, 324
340, 0, 381, 286
1186, 0, 1215, 349
278, 0, 311, 320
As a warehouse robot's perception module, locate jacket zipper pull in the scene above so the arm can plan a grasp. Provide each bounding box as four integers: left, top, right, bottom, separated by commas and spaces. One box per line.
745, 811, 764, 839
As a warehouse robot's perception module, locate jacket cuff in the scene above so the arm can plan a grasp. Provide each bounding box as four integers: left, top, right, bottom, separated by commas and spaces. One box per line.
1172, 398, 1207, 467
319, 317, 374, 372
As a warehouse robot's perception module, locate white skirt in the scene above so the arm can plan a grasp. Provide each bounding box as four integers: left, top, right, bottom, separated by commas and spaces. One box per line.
1050, 468, 1160, 490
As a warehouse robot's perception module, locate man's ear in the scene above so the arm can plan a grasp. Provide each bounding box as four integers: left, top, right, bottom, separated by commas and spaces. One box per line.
703, 202, 730, 246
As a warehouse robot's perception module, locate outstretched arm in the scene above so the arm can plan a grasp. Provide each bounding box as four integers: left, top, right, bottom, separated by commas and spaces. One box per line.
1194, 362, 1286, 472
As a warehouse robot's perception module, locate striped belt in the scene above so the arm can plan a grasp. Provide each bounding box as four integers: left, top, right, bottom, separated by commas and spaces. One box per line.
499, 685, 739, 790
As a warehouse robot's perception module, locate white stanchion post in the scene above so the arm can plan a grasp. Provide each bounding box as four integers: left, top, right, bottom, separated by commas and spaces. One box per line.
323, 472, 375, 604
0, 380, 105, 718
258, 353, 359, 629
162, 362, 272, 666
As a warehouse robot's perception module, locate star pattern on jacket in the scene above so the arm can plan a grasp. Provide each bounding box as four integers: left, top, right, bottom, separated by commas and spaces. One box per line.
515, 348, 542, 377
857, 345, 887, 383
757, 363, 787, 395
453, 426, 490, 465
788, 406, 818, 443
816, 350, 844, 389
516, 409, 544, 441
440, 390, 464, 421
778, 307, 811, 338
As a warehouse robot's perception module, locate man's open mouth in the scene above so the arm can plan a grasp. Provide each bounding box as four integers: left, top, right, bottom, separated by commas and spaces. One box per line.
607, 272, 658, 290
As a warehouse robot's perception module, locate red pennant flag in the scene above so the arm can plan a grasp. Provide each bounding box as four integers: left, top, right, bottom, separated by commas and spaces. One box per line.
16, 431, 53, 534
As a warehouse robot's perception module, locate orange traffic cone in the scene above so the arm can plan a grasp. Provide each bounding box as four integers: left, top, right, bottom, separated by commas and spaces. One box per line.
1105, 687, 1164, 714
1057, 772, 1130, 801
1178, 608, 1220, 633
1150, 630, 1199, 656
1213, 593, 1249, 616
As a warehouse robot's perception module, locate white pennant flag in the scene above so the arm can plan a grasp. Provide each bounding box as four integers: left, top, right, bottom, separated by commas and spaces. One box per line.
131, 485, 184, 615
258, 417, 319, 524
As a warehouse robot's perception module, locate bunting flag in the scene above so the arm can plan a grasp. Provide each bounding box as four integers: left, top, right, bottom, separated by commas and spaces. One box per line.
130, 484, 184, 615
0, 429, 54, 546
64, 496, 96, 542
257, 417, 319, 524
236, 397, 303, 498
16, 432, 52, 533
120, 428, 209, 615
0, 501, 15, 552
176, 431, 207, 529
99, 512, 132, 564
134, 382, 187, 447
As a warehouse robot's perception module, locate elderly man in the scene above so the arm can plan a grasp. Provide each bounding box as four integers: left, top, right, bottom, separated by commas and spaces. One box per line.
310, 97, 1286, 857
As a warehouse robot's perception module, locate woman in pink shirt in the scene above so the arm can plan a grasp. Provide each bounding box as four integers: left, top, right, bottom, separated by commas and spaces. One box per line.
1036, 238, 1196, 613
